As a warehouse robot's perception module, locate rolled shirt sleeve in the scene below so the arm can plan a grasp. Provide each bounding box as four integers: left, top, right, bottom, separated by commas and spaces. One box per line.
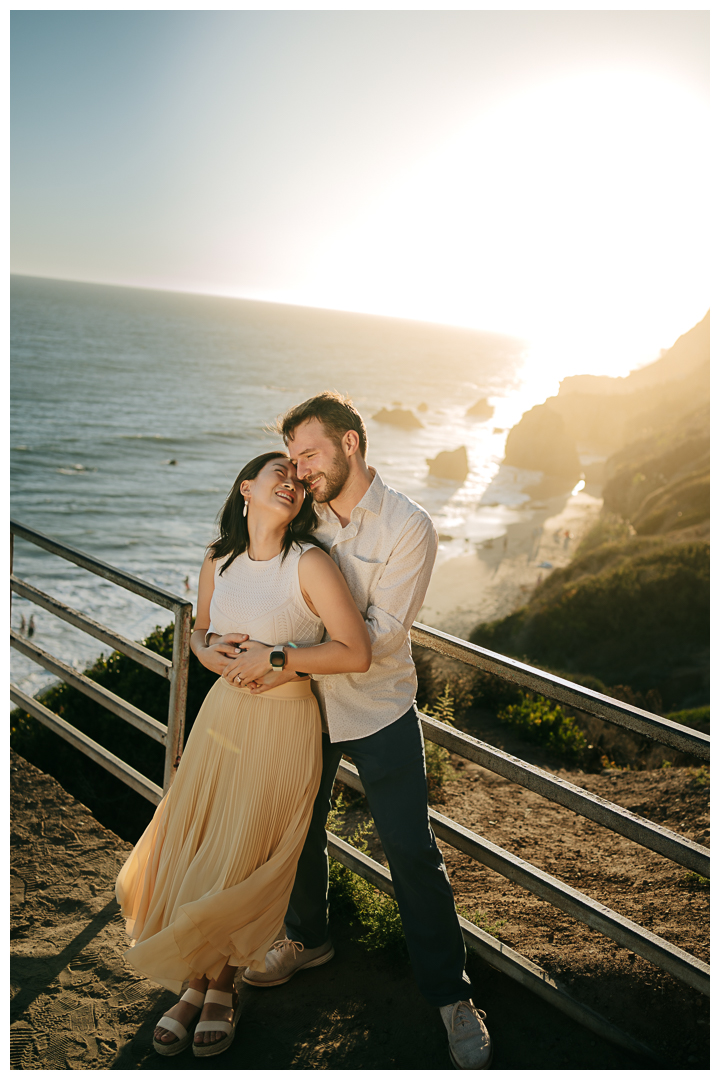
364, 512, 438, 659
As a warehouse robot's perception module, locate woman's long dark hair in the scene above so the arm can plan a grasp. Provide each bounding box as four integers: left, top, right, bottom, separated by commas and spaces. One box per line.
208, 451, 320, 575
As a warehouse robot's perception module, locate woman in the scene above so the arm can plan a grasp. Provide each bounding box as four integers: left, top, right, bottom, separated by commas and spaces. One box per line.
115, 451, 371, 1058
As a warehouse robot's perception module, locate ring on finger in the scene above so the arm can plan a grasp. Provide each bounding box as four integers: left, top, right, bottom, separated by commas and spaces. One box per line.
234, 675, 242, 684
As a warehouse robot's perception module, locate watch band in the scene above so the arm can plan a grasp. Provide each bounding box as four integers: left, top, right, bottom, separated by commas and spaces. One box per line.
284, 640, 308, 677
269, 646, 286, 669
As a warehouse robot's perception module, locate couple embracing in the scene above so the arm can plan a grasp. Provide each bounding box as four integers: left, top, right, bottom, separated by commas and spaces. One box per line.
115, 391, 492, 1069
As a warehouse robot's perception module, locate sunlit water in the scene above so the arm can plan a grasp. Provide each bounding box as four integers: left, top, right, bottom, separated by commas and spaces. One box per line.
11, 274, 547, 696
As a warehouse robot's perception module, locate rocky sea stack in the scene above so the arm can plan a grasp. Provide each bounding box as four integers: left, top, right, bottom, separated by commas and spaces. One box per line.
372, 407, 423, 429
503, 403, 581, 480
466, 397, 494, 420
427, 445, 469, 481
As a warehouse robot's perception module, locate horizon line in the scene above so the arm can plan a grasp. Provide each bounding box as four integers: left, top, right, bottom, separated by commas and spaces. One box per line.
10, 270, 527, 343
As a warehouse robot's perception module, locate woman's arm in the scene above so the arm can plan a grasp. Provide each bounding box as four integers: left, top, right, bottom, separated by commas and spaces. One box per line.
191, 554, 248, 676
223, 547, 371, 687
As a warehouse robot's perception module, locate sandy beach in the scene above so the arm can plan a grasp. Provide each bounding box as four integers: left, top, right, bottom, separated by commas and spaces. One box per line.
419, 486, 603, 639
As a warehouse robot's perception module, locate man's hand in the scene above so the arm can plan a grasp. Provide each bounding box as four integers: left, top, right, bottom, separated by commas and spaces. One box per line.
248, 668, 301, 694
222, 639, 275, 687
196, 633, 249, 675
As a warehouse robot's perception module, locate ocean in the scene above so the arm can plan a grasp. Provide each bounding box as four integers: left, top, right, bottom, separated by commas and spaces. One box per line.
11, 274, 542, 697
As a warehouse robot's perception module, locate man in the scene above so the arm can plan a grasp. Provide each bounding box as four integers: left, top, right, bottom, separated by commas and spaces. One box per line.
234, 391, 491, 1069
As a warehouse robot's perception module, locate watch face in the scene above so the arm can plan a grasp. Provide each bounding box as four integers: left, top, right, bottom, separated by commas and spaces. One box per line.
270, 649, 285, 668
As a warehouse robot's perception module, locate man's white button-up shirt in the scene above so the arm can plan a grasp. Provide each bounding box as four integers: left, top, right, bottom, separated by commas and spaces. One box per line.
311, 468, 438, 742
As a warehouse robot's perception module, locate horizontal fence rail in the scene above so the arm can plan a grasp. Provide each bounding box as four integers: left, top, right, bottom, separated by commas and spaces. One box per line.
411, 623, 710, 761
11, 575, 173, 679
420, 715, 709, 878
10, 685, 163, 805
11, 631, 168, 743
11, 520, 188, 612
337, 760, 709, 996
10, 519, 192, 794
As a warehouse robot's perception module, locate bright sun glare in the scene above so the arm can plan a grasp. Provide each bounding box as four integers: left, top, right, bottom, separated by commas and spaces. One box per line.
276, 70, 708, 394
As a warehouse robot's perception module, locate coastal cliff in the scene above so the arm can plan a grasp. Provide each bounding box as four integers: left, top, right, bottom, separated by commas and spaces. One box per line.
473, 312, 710, 713
516, 311, 709, 457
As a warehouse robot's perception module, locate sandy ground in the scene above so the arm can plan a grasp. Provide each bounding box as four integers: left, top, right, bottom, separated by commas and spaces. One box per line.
420, 488, 602, 639
11, 735, 709, 1071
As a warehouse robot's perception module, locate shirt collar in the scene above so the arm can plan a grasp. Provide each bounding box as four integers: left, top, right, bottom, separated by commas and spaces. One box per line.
314, 467, 385, 524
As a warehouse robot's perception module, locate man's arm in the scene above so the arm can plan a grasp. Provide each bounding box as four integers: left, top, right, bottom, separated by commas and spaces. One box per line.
250, 511, 437, 693
362, 511, 438, 660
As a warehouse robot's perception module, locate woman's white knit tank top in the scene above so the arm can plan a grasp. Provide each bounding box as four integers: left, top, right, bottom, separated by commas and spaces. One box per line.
208, 541, 325, 648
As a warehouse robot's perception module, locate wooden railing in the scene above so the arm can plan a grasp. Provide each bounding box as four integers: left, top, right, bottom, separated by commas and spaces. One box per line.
9, 523, 709, 1063
330, 625, 709, 1063
10, 520, 192, 799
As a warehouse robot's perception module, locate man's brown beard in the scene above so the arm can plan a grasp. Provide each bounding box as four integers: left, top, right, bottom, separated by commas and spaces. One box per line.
307, 447, 350, 504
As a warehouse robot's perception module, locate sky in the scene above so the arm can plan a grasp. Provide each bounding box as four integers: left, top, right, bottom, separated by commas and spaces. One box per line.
11, 7, 711, 385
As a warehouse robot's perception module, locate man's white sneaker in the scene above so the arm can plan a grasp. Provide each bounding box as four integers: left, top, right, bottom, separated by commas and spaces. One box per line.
241, 938, 334, 987
440, 1000, 493, 1069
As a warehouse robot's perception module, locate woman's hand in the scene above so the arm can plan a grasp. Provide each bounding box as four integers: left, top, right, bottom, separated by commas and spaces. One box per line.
194, 633, 249, 675
222, 640, 275, 687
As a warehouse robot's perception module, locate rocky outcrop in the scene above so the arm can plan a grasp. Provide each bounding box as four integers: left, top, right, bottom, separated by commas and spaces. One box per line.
466, 397, 494, 420
372, 407, 423, 429
549, 312, 710, 452
427, 445, 469, 481
503, 404, 581, 480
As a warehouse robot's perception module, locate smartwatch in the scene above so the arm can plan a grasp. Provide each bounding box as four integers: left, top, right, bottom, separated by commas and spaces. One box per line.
270, 643, 309, 678
269, 646, 286, 670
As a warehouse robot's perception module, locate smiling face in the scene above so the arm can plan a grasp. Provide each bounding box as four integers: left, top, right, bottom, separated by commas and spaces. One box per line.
286, 418, 351, 505
241, 456, 305, 524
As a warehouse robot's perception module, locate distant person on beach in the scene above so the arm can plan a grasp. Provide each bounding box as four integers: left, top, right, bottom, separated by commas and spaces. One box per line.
230, 392, 492, 1070
19, 614, 26, 635
115, 450, 371, 1058
27, 615, 35, 637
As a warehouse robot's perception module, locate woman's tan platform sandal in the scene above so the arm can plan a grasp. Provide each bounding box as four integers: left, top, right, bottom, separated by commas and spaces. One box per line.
192, 988, 241, 1058
153, 986, 206, 1056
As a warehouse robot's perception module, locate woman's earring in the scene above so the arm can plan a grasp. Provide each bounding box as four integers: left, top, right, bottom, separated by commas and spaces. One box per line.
243, 501, 248, 518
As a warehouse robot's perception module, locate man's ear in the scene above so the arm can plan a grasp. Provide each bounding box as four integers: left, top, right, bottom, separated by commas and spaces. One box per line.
343, 430, 360, 457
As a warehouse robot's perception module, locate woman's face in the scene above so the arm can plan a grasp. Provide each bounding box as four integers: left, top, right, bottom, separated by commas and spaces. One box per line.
242, 457, 305, 525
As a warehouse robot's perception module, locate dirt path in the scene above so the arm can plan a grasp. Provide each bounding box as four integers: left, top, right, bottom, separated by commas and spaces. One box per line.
10, 747, 708, 1070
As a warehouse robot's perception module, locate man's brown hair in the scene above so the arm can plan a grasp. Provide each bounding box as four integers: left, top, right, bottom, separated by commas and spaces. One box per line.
278, 391, 368, 458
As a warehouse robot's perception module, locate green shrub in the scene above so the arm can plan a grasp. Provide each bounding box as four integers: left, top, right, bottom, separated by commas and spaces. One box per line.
666, 706, 710, 734
689, 766, 710, 789
327, 795, 407, 957
421, 683, 458, 803
497, 694, 587, 759
470, 671, 524, 711
469, 540, 709, 709
682, 872, 710, 889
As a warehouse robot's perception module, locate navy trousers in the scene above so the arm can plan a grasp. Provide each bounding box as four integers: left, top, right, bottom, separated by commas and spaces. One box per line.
285, 705, 470, 1007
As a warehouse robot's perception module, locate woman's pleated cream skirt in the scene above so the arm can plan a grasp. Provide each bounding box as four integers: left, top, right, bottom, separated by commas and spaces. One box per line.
115, 677, 322, 994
